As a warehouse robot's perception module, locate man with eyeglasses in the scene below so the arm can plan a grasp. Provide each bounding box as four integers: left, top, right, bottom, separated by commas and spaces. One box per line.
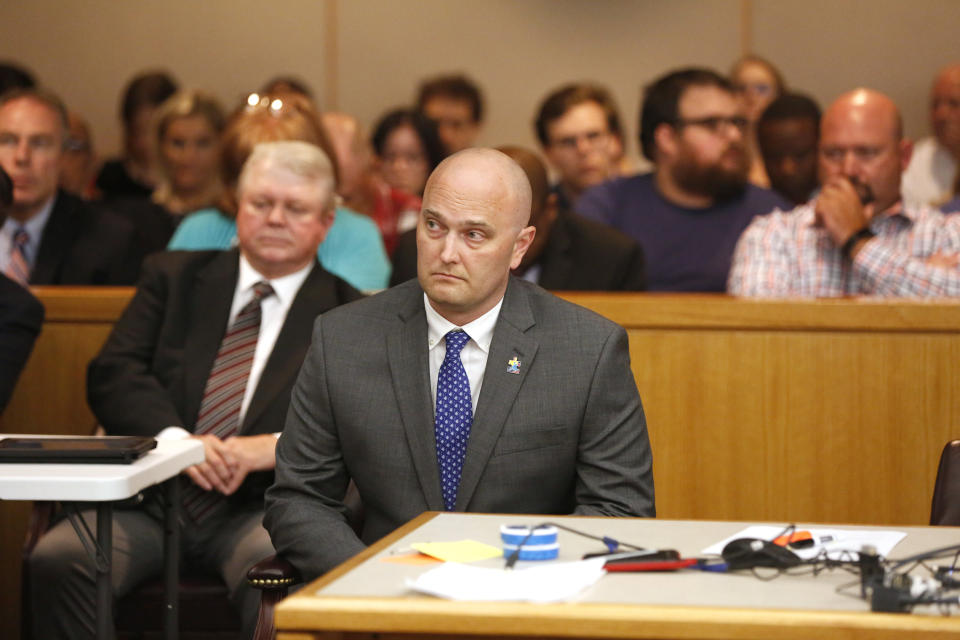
535, 83, 625, 212
576, 68, 788, 291
30, 141, 361, 640
0, 88, 140, 285
729, 89, 960, 297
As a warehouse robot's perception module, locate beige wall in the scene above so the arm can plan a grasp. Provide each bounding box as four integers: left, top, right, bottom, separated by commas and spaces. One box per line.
1, 0, 958, 168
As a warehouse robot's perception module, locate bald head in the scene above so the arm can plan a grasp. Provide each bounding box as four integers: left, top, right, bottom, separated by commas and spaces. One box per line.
425, 147, 533, 230
819, 88, 911, 213
931, 64, 960, 155
824, 89, 902, 142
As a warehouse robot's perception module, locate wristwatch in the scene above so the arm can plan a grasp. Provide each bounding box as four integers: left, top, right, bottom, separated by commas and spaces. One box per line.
841, 227, 876, 259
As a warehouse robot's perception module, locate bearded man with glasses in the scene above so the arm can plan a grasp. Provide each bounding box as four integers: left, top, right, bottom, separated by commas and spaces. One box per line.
576, 68, 788, 292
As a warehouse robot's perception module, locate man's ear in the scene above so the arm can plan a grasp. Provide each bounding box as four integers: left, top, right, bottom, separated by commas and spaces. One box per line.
898, 137, 913, 172
653, 123, 678, 161
509, 225, 536, 270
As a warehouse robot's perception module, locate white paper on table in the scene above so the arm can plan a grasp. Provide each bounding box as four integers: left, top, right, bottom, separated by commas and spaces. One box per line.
406, 557, 607, 602
701, 525, 907, 561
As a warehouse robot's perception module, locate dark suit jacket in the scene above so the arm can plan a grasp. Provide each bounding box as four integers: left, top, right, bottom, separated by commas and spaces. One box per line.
30, 190, 141, 285
265, 277, 655, 580
0, 274, 44, 413
87, 249, 361, 502
389, 209, 646, 290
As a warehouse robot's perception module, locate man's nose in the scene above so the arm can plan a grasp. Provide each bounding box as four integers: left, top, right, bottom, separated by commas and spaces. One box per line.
840, 151, 859, 177
266, 204, 286, 225
779, 157, 798, 175
14, 139, 30, 165
439, 233, 459, 263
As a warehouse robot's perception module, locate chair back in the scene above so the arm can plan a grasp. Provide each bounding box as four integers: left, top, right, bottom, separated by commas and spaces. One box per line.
931, 440, 960, 525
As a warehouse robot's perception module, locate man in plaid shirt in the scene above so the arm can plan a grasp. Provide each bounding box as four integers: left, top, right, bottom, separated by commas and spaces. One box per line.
728, 88, 960, 297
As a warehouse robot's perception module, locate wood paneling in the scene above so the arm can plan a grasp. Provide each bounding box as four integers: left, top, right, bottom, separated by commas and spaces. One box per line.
559, 293, 960, 526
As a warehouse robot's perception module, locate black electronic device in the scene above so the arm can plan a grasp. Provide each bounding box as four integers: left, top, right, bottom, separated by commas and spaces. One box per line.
721, 537, 803, 570
0, 436, 157, 464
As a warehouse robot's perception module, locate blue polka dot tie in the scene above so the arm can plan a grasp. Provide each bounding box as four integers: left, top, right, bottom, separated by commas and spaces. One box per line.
435, 330, 473, 511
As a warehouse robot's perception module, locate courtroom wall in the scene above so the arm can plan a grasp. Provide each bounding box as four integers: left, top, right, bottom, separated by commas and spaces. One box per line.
1, 0, 958, 171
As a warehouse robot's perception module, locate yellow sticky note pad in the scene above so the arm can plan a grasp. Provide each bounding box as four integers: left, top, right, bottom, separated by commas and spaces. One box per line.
410, 540, 503, 563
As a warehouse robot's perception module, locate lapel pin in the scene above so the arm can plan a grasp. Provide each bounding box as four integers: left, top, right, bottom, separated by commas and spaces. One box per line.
507, 357, 521, 374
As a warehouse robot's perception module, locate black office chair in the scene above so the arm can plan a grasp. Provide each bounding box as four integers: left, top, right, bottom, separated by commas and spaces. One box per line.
247, 481, 364, 640
931, 439, 960, 526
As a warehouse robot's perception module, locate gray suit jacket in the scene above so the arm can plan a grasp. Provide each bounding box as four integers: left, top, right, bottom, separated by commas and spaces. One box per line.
264, 277, 654, 580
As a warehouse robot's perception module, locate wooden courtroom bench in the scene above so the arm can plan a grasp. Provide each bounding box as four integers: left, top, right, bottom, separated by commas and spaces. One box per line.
2, 287, 959, 637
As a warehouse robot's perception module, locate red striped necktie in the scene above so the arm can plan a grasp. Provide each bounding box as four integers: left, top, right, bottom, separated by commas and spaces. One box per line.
183, 281, 274, 523
5, 227, 30, 286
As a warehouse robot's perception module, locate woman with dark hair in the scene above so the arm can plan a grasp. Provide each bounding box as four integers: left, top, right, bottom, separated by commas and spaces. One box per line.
96, 70, 178, 199
167, 92, 389, 290
371, 108, 446, 197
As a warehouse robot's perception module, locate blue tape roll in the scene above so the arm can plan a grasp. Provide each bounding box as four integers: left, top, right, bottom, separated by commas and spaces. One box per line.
500, 524, 558, 546
502, 542, 560, 561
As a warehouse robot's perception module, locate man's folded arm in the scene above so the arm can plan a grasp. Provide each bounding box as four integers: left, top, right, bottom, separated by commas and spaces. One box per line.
855, 238, 960, 297
87, 257, 184, 435
573, 323, 655, 518
264, 316, 366, 583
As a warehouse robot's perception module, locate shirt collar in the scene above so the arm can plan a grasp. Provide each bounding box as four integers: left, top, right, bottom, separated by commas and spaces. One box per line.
424, 293, 503, 354
3, 194, 55, 242
237, 253, 313, 306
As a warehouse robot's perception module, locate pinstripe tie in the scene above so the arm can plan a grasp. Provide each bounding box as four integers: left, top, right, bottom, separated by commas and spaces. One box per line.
183, 281, 274, 522
5, 227, 30, 286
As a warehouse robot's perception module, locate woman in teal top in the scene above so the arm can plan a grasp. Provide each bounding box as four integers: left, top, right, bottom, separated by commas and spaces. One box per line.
168, 91, 392, 291
169, 205, 390, 291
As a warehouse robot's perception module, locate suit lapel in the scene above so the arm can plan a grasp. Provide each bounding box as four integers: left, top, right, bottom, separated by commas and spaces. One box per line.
30, 192, 76, 285
242, 262, 333, 431
182, 250, 238, 428
456, 279, 539, 509
388, 286, 446, 510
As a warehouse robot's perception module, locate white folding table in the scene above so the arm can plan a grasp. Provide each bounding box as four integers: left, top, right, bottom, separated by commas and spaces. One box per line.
0, 436, 204, 640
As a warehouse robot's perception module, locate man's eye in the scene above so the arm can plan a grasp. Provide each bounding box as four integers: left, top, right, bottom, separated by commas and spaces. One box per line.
0, 133, 16, 146
31, 137, 55, 150
466, 230, 484, 241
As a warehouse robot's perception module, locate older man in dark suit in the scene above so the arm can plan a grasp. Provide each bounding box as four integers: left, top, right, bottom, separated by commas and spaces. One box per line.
266, 148, 654, 583
30, 141, 361, 640
0, 88, 140, 286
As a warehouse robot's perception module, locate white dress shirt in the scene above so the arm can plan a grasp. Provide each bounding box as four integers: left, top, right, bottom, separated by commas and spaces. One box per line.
158, 254, 312, 439
424, 293, 503, 415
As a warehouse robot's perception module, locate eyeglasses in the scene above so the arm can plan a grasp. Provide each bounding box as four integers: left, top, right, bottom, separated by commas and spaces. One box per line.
734, 83, 775, 97
551, 130, 611, 152
673, 116, 748, 134
819, 145, 886, 164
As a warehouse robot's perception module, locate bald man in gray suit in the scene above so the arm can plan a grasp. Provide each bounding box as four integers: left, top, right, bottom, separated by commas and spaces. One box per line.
265, 148, 654, 582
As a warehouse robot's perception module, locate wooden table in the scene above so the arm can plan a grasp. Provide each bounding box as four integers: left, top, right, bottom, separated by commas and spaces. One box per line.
275, 512, 960, 640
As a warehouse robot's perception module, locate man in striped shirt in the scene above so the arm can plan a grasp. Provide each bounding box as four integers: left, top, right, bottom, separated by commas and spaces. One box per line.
729, 88, 960, 297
